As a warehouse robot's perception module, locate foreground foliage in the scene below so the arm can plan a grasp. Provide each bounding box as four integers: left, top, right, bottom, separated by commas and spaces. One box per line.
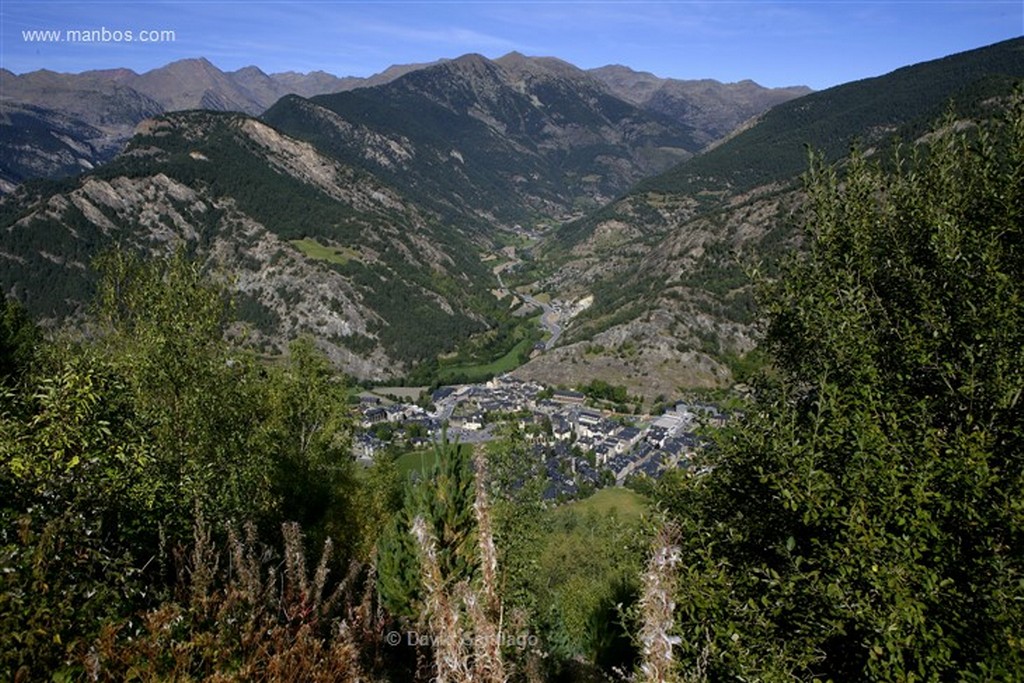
0, 252, 367, 679
90, 521, 371, 682
0, 249, 656, 682
656, 100, 1024, 679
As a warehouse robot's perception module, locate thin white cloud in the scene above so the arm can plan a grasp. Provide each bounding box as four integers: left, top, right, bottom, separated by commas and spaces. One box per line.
353, 19, 520, 51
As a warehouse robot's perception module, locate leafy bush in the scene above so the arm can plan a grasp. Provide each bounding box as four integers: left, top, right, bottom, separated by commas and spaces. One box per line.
656, 98, 1024, 680
0, 251, 370, 679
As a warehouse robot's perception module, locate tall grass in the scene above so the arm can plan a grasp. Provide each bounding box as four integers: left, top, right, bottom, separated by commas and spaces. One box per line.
87, 519, 374, 682
637, 523, 682, 683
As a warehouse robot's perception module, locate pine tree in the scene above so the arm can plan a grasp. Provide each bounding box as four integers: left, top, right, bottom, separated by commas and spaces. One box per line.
377, 437, 478, 618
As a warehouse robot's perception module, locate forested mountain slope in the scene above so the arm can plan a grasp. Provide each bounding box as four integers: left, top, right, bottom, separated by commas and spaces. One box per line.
0, 110, 498, 379
263, 53, 702, 230
516, 37, 1024, 397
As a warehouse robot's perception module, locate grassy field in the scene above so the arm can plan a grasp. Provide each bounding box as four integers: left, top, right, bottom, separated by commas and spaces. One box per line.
560, 487, 649, 519
395, 449, 439, 479
394, 443, 474, 479
290, 238, 360, 265
436, 335, 533, 383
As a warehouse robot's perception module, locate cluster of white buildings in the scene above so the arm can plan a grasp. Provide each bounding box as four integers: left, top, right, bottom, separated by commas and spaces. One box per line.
354, 374, 719, 498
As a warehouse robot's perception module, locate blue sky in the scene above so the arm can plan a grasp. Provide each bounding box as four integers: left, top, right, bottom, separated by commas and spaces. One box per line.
2, 1, 1021, 90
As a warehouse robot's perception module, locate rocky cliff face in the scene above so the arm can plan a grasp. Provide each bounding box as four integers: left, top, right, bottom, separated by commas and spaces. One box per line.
0, 103, 117, 192
0, 69, 164, 190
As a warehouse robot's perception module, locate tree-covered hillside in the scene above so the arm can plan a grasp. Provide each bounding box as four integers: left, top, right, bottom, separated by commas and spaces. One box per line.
652, 95, 1024, 680
638, 36, 1024, 199
532, 38, 1024, 397
0, 110, 502, 377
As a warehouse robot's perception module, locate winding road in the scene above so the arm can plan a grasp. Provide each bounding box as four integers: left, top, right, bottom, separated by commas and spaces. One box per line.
495, 267, 563, 351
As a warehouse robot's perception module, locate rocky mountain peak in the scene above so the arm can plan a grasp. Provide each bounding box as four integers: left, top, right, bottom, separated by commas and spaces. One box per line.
588, 65, 812, 147
587, 64, 668, 103
80, 67, 139, 82
438, 53, 505, 82
495, 52, 585, 81
142, 57, 223, 85
132, 57, 258, 113
384, 53, 515, 113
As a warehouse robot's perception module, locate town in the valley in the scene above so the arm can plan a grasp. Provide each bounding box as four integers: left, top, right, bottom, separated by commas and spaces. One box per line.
353, 374, 725, 501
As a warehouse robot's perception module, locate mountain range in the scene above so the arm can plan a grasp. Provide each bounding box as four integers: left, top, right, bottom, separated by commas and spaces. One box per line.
0, 57, 430, 192
2, 39, 1023, 395
263, 52, 707, 228
1, 54, 805, 194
